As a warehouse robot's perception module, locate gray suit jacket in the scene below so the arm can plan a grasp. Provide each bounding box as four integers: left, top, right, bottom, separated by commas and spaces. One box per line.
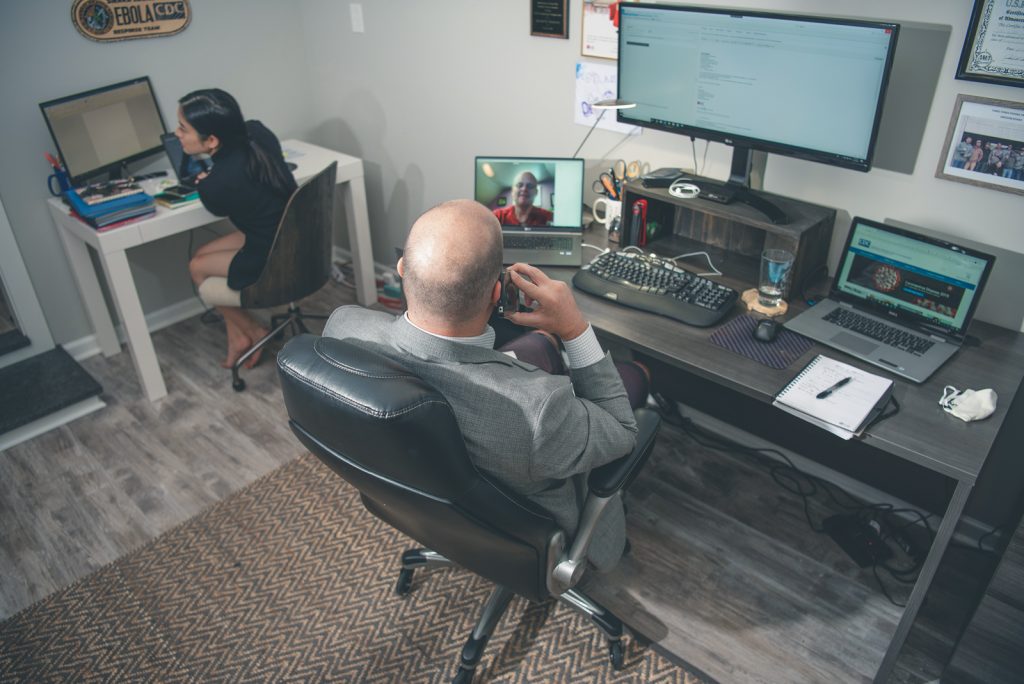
323, 306, 638, 571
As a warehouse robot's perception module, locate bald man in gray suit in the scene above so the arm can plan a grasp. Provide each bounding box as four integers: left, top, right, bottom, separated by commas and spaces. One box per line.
323, 199, 643, 571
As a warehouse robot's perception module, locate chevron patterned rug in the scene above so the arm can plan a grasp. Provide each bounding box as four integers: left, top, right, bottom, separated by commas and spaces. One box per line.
0, 454, 708, 683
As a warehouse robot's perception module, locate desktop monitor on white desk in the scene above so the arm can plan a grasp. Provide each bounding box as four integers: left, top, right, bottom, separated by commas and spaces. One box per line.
39, 76, 168, 186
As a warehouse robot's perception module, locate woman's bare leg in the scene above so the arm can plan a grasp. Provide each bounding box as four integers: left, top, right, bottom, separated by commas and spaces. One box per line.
189, 231, 268, 368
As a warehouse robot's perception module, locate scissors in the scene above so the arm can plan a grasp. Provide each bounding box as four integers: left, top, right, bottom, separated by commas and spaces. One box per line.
592, 172, 619, 200
612, 159, 650, 182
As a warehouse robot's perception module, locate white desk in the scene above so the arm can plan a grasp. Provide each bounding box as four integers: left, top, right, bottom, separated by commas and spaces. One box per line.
48, 140, 375, 402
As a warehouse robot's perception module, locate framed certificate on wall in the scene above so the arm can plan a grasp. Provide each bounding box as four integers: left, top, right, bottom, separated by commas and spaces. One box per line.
956, 0, 1024, 87
531, 0, 569, 39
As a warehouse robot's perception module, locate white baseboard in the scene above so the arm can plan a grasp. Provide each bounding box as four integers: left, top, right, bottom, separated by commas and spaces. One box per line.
63, 297, 208, 362
62, 254, 395, 364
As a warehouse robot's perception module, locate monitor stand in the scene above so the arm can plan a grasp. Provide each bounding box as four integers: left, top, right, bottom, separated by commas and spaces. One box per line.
697, 147, 789, 225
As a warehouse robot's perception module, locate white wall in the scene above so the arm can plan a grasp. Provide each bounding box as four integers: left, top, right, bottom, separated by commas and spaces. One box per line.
1, 1, 1021, 349
0, 3, 313, 346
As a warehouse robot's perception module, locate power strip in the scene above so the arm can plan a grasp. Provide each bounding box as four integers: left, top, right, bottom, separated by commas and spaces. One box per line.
823, 514, 892, 567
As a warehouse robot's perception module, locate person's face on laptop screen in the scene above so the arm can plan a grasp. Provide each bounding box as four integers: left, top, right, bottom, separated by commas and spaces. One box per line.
475, 158, 583, 230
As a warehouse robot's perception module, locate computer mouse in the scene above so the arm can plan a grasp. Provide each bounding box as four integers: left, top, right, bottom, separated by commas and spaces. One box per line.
753, 318, 781, 343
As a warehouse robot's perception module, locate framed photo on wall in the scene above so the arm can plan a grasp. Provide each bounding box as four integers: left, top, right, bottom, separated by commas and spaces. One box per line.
936, 94, 1024, 197
956, 0, 1024, 87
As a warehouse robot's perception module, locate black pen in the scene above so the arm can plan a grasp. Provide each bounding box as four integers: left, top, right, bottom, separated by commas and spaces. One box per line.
816, 376, 852, 399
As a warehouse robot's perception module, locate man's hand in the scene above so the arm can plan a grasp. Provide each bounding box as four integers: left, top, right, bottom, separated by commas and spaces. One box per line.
506, 263, 589, 341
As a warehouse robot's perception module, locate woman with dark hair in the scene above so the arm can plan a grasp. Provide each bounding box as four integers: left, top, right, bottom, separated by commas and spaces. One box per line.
179, 89, 297, 369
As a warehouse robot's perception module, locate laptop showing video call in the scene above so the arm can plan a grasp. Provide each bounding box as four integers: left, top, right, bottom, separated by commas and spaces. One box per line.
784, 216, 995, 383
474, 156, 585, 266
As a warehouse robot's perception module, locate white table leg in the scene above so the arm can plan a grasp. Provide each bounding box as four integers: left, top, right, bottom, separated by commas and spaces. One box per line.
54, 224, 120, 357
342, 175, 377, 307
97, 249, 168, 401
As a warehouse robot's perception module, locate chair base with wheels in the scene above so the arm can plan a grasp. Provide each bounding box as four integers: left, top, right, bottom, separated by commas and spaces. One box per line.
231, 303, 328, 391
394, 548, 626, 682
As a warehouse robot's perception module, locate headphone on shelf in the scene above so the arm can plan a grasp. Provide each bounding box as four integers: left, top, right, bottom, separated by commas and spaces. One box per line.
668, 179, 701, 199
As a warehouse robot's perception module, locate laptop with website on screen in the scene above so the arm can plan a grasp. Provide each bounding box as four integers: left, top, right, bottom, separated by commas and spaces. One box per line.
474, 156, 584, 266
784, 216, 995, 383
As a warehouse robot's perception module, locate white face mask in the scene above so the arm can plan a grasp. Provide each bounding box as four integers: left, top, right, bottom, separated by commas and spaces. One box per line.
939, 386, 998, 422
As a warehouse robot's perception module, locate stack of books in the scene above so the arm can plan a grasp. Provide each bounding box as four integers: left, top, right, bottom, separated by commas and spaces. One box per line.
153, 185, 199, 208
64, 180, 155, 229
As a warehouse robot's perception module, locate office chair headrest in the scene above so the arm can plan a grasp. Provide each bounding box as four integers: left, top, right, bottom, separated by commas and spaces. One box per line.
277, 335, 481, 499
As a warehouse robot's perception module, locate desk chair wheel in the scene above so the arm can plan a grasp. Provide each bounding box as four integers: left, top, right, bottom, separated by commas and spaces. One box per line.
395, 568, 414, 596
451, 668, 473, 684
232, 377, 246, 392
609, 639, 625, 669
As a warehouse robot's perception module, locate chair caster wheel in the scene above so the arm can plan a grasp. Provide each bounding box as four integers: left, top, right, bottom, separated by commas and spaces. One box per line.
232, 379, 246, 392
395, 568, 414, 596
609, 639, 624, 670
451, 668, 474, 684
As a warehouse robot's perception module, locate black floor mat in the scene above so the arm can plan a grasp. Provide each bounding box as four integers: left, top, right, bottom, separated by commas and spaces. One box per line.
0, 330, 30, 357
0, 346, 103, 436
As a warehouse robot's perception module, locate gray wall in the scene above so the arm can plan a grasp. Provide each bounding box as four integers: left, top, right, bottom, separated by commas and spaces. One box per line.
1, 0, 1021, 351
0, 2, 313, 346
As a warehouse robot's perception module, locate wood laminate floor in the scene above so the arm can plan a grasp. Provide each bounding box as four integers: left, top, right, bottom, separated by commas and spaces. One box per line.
0, 280, 974, 682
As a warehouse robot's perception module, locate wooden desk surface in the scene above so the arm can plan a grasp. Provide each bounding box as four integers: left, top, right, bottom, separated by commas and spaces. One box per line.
551, 241, 1024, 484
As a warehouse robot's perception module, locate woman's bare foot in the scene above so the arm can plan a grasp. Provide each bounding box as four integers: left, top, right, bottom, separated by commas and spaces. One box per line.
241, 327, 268, 369
222, 325, 258, 369
222, 334, 253, 369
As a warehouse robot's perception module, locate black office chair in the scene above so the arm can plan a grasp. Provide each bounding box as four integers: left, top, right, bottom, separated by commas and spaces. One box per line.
200, 161, 338, 392
277, 334, 660, 683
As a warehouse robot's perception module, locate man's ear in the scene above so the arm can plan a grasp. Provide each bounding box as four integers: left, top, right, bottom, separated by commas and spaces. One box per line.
490, 278, 502, 306
396, 257, 405, 278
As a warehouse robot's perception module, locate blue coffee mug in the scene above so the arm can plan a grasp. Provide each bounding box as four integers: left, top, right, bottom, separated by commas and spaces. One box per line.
47, 170, 72, 196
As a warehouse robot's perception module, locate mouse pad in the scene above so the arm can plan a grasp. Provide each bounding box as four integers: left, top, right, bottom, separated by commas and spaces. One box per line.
709, 313, 814, 369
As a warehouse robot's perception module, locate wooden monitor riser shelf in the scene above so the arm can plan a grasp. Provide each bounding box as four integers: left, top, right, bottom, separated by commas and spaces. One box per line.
621, 179, 836, 294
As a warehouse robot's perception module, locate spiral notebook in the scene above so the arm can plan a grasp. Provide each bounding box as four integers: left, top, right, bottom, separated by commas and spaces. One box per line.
773, 355, 894, 440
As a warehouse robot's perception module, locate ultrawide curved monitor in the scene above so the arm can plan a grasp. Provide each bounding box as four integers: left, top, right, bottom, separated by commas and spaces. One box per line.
616, 3, 899, 173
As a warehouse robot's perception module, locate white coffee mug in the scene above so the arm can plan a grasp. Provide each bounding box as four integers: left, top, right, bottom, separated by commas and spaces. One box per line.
593, 197, 623, 227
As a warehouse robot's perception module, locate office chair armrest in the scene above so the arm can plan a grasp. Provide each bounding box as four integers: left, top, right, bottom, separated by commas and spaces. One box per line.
588, 408, 661, 497
552, 409, 660, 593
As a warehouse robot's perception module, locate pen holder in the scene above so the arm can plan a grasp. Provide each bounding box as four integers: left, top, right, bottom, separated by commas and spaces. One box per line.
47, 169, 72, 196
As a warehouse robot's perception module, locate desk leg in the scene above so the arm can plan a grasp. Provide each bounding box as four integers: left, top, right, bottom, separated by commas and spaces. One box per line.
54, 225, 120, 357
97, 250, 168, 402
873, 479, 972, 683
341, 176, 377, 307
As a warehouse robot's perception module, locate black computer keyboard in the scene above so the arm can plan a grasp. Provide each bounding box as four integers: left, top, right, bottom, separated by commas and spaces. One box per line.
572, 251, 738, 327
823, 307, 935, 356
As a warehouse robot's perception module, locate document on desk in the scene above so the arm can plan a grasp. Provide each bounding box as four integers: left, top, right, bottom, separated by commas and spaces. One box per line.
773, 355, 893, 440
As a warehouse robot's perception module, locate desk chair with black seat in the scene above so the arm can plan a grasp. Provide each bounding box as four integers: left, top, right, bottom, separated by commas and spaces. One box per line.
277, 334, 660, 683
199, 161, 337, 391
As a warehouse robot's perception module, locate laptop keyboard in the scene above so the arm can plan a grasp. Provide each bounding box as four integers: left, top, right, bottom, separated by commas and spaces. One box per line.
503, 234, 574, 251
824, 308, 935, 356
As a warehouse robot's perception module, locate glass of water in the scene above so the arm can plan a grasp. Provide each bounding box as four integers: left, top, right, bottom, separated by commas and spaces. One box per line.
758, 248, 795, 307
